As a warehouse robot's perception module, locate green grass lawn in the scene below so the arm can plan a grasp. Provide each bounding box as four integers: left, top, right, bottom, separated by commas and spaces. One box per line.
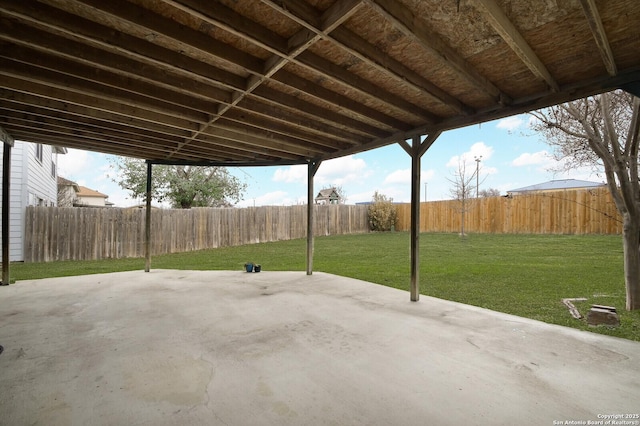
10, 233, 640, 341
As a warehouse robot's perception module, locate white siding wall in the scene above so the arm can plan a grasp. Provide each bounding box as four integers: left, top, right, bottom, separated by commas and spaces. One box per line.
0, 141, 60, 261
0, 142, 27, 262
26, 142, 58, 207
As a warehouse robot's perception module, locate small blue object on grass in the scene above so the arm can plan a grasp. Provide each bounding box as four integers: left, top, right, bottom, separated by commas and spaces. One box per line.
244, 262, 254, 272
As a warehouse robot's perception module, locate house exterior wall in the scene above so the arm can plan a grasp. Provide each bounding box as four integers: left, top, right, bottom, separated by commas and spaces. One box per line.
76, 196, 106, 207
58, 185, 77, 207
26, 143, 58, 207
0, 141, 60, 261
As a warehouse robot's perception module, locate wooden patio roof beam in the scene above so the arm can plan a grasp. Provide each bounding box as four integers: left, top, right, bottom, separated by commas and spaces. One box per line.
0, 58, 211, 124
264, 0, 472, 116
579, 0, 617, 76
162, 0, 365, 158
0, 59, 353, 158
0, 94, 193, 141
471, 0, 560, 92
166, 0, 437, 123
0, 5, 384, 147
0, 74, 203, 132
0, 45, 224, 115
368, 0, 511, 106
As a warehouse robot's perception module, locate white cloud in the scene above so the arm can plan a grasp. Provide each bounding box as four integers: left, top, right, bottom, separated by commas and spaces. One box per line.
348, 190, 375, 204
57, 148, 96, 178
422, 169, 436, 182
550, 165, 604, 182
383, 168, 410, 185
380, 187, 409, 203
446, 142, 494, 168
481, 166, 498, 176
273, 164, 307, 183
496, 116, 524, 131
236, 190, 295, 207
383, 168, 435, 185
316, 155, 368, 186
512, 150, 551, 167
272, 155, 369, 186
103, 190, 137, 208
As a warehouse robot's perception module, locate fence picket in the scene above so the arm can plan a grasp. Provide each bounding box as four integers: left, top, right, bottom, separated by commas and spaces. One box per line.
395, 188, 622, 234
24, 204, 370, 262
22, 190, 622, 263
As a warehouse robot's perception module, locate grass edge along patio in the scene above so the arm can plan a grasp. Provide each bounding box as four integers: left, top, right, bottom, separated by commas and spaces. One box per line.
12, 232, 640, 342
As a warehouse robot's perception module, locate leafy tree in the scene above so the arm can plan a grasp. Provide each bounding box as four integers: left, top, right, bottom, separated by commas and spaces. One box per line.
530, 91, 640, 310
367, 191, 397, 231
111, 157, 246, 208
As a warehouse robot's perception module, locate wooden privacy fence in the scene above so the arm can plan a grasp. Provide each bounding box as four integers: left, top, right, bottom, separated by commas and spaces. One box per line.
396, 188, 623, 234
24, 204, 369, 262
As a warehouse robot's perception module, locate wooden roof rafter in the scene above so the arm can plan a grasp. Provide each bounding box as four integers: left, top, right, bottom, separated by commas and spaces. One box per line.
0, 0, 638, 166
0, 1, 372, 160
366, 0, 511, 106
165, 0, 438, 123
578, 0, 617, 77
263, 0, 473, 116
471, 0, 559, 92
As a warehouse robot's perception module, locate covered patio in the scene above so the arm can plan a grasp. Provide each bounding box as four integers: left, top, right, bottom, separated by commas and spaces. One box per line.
2, 0, 640, 295
1, 1, 640, 423
1, 270, 639, 425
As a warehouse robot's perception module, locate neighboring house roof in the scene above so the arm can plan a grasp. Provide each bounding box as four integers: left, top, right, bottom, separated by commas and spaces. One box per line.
508, 179, 605, 194
57, 176, 80, 192
315, 188, 340, 203
125, 204, 161, 210
58, 177, 113, 207
77, 186, 109, 199
316, 188, 337, 198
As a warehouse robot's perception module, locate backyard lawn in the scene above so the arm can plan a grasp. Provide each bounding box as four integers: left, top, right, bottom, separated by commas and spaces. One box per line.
12, 233, 639, 341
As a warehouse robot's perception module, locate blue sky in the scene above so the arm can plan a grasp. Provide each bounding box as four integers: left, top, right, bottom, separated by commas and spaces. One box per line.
57, 113, 604, 208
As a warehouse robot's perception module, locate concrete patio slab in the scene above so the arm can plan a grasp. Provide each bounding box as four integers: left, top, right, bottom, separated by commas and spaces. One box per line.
0, 270, 638, 426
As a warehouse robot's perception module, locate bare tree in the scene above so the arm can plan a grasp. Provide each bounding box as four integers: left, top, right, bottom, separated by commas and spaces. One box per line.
447, 159, 478, 237
57, 177, 78, 207
530, 91, 640, 311
479, 188, 501, 197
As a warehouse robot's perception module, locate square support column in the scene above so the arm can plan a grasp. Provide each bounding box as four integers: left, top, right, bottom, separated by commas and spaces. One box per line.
144, 161, 152, 272
399, 132, 442, 301
1, 142, 11, 286
307, 159, 321, 275
409, 137, 421, 301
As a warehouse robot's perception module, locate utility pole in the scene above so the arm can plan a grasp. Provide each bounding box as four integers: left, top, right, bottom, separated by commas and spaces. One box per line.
424, 182, 427, 202
474, 155, 482, 198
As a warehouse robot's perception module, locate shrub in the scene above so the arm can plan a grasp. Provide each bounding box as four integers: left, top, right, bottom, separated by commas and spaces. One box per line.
367, 191, 397, 231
